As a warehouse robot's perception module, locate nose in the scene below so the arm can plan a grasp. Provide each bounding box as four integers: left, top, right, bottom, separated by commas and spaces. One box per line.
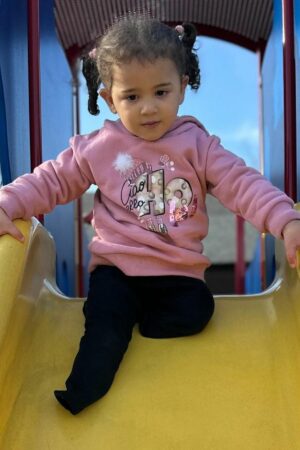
140, 98, 158, 115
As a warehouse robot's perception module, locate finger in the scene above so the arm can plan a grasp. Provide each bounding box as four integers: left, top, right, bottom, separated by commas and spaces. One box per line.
285, 246, 296, 268
289, 258, 296, 269
7, 224, 25, 242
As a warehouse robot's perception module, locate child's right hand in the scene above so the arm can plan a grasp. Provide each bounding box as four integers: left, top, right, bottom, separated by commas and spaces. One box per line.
0, 208, 24, 242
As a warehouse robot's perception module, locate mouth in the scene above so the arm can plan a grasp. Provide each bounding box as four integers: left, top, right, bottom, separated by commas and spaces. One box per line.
141, 121, 160, 128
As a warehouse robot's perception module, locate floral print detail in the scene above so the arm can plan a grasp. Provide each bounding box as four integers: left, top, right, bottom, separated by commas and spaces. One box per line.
159, 154, 175, 171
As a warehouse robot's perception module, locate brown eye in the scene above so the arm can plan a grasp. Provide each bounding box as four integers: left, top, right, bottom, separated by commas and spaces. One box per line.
127, 95, 137, 101
156, 90, 167, 97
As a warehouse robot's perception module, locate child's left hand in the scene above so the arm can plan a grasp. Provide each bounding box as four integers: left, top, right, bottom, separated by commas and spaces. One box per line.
282, 220, 300, 268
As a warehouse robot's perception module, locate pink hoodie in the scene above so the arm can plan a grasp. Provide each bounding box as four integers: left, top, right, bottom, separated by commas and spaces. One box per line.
0, 116, 299, 280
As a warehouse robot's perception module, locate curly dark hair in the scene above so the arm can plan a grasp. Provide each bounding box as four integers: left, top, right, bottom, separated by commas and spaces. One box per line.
82, 17, 200, 115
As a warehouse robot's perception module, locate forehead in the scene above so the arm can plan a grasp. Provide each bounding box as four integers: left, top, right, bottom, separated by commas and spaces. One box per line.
111, 58, 180, 89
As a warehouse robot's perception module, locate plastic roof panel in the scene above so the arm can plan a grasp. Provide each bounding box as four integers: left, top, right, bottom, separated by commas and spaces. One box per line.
54, 0, 273, 57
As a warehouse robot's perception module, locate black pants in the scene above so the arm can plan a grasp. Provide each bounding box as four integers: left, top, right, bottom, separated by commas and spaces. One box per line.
54, 266, 215, 415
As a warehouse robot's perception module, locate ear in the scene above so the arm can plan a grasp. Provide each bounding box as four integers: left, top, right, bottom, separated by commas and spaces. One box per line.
179, 75, 189, 105
99, 88, 117, 114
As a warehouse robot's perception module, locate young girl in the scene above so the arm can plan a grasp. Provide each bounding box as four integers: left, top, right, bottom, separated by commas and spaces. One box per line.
0, 17, 300, 415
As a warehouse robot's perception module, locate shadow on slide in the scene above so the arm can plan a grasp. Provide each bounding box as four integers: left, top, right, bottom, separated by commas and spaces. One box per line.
1, 216, 300, 450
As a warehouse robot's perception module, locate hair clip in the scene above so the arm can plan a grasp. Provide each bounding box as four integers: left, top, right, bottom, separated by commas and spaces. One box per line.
88, 48, 97, 59
175, 25, 184, 40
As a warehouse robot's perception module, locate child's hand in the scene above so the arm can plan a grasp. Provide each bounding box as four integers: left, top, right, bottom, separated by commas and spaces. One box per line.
282, 220, 300, 268
0, 208, 24, 242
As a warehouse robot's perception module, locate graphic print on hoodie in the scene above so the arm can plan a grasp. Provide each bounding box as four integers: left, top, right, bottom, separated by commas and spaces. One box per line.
113, 151, 198, 234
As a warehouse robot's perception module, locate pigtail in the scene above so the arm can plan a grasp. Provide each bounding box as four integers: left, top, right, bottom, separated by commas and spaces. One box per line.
82, 56, 101, 115
180, 23, 200, 90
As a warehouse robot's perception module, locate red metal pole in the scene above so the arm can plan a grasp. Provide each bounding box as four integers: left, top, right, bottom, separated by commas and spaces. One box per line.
28, 0, 43, 224
258, 47, 266, 291
73, 68, 84, 297
282, 0, 297, 201
28, 0, 43, 223
234, 215, 245, 294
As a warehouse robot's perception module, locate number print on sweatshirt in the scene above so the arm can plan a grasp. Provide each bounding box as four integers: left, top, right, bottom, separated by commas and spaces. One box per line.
113, 152, 197, 233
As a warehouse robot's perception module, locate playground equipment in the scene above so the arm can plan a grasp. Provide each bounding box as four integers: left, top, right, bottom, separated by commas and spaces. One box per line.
0, 215, 300, 449
1, 0, 300, 448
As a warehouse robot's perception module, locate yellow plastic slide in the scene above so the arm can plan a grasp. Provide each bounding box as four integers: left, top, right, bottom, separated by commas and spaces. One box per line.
1, 217, 300, 450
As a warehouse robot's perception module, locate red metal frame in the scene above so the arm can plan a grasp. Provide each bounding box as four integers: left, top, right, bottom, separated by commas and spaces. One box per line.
72, 73, 84, 297
27, 0, 42, 171
235, 216, 245, 294
282, 0, 297, 201
258, 48, 267, 292
27, 0, 44, 224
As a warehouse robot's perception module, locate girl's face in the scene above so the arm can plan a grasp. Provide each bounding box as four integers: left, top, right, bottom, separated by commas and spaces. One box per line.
100, 58, 188, 141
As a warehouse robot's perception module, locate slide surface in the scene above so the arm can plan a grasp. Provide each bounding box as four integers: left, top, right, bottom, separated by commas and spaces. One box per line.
1, 219, 300, 449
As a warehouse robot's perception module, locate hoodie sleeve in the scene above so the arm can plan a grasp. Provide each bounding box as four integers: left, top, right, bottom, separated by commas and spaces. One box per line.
0, 136, 93, 220
204, 136, 300, 238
